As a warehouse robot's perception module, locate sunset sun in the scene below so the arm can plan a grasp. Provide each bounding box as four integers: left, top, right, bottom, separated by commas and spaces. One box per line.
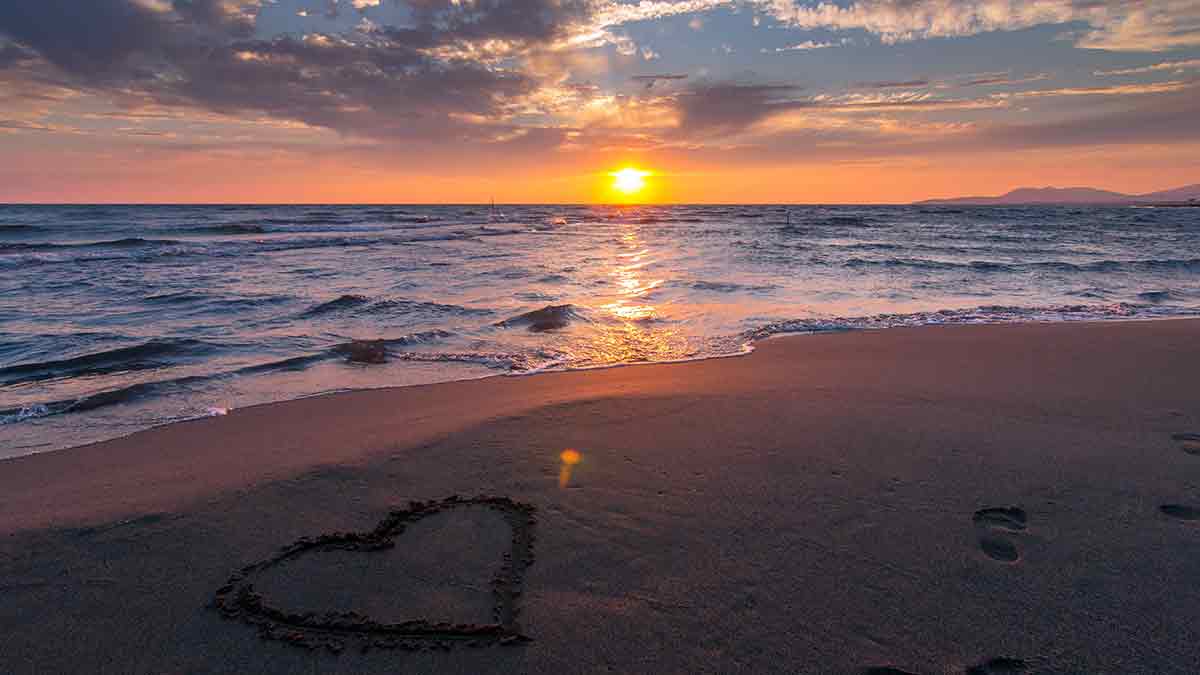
611, 168, 649, 195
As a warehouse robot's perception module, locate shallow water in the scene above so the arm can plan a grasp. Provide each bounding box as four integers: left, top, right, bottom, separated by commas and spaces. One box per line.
1, 203, 1197, 456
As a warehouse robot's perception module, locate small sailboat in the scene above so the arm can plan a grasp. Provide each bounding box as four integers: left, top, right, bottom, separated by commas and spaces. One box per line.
485, 197, 504, 230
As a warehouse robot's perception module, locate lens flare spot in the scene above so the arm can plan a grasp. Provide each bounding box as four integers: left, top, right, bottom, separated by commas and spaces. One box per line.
559, 448, 583, 487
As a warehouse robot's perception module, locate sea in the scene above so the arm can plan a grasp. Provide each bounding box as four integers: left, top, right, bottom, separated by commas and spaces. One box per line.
2, 203, 1198, 457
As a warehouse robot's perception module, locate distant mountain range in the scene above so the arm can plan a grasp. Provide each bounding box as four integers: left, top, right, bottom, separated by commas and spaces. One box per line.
918, 183, 1200, 205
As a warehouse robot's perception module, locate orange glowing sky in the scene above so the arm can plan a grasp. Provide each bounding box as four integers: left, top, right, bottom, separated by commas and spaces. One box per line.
1, 1, 1198, 203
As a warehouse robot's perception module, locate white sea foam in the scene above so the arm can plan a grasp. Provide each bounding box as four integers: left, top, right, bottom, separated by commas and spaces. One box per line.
0, 404, 51, 425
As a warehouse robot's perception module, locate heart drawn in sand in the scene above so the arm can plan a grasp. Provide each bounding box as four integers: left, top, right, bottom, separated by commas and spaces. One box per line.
212, 495, 537, 653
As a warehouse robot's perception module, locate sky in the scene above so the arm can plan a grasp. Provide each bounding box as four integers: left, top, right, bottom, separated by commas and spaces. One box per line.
1, 0, 1199, 203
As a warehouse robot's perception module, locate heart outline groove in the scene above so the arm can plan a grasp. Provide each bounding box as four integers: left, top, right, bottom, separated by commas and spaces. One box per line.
212, 495, 537, 653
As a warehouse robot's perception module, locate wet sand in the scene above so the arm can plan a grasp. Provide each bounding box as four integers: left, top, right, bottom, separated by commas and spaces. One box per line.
1, 320, 1199, 673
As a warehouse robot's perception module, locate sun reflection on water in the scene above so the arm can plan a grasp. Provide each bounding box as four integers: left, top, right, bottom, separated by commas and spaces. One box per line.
585, 219, 693, 364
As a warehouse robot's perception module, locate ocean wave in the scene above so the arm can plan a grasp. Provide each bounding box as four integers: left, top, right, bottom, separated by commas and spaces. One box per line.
495, 304, 587, 332
0, 404, 52, 425
300, 294, 490, 319
781, 215, 873, 231
842, 257, 1200, 273
0, 228, 528, 268
844, 257, 977, 271
1030, 258, 1200, 273
0, 376, 209, 423
231, 353, 330, 375
176, 224, 269, 235
0, 237, 188, 254
631, 216, 706, 224
143, 291, 213, 304
1068, 287, 1112, 300
745, 303, 1190, 341
689, 280, 778, 293
1137, 289, 1182, 303
0, 330, 462, 424
828, 242, 905, 252
361, 211, 441, 224
301, 294, 371, 315
395, 348, 566, 372
86, 237, 184, 249
0, 338, 216, 386
243, 212, 445, 229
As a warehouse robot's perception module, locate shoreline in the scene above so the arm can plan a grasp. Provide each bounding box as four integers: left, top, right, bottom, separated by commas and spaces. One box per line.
1, 317, 1199, 672
6, 313, 1195, 463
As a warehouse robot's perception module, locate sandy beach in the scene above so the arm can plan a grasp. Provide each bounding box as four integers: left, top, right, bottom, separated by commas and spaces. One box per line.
2, 319, 1199, 674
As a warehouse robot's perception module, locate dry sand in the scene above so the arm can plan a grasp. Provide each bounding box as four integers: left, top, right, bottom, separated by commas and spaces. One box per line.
1, 320, 1199, 674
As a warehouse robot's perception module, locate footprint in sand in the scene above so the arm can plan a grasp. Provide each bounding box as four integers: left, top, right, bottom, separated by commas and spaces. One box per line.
1160, 504, 1200, 521
973, 507, 1027, 563
1172, 433, 1200, 455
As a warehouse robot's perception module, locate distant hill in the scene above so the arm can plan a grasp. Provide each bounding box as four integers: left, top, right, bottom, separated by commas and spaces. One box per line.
1146, 184, 1200, 202
918, 183, 1200, 205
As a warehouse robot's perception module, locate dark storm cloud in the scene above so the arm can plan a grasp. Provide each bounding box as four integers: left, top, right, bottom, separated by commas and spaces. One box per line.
0, 0, 172, 76
0, 0, 596, 140
674, 82, 805, 133
153, 35, 534, 139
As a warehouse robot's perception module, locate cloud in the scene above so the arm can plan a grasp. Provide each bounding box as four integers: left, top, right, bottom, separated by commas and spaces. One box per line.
0, 42, 37, 68
959, 73, 1051, 87
587, 0, 730, 24
633, 73, 688, 88
4, 0, 1198, 168
0, 0, 602, 142
1005, 80, 1192, 98
674, 82, 805, 133
0, 1, 181, 76
0, 119, 53, 132
769, 39, 840, 51
759, 0, 1200, 51
971, 86, 1200, 148
810, 89, 1002, 111
858, 79, 930, 88
1094, 58, 1200, 76
663, 82, 1200, 167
